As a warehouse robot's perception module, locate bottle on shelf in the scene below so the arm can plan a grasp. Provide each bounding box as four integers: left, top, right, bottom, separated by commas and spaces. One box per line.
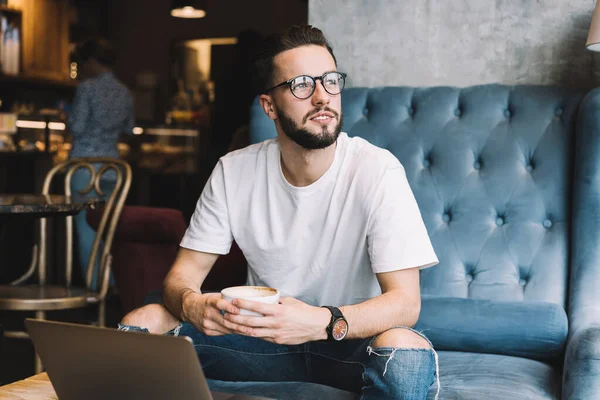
0, 15, 6, 73
1, 18, 19, 75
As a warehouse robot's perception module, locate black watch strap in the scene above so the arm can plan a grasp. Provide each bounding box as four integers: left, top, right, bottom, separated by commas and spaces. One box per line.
322, 306, 346, 341
323, 305, 343, 319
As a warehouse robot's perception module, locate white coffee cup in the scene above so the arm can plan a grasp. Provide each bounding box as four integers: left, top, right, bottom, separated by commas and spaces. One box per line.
221, 286, 280, 316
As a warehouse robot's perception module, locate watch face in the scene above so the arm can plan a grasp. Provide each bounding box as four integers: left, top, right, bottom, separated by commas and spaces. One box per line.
332, 319, 348, 341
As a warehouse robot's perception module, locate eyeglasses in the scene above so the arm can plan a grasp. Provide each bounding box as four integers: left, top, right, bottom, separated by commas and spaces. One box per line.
265, 71, 347, 99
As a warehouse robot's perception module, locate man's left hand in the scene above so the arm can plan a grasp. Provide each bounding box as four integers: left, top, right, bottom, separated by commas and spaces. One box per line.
222, 297, 331, 345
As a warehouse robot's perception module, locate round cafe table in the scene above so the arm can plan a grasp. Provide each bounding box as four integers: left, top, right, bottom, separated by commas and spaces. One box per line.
0, 194, 104, 218
0, 194, 105, 284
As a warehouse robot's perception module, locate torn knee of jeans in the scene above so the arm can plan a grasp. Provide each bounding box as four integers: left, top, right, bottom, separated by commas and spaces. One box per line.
366, 345, 441, 400
371, 327, 433, 350
366, 346, 398, 376
117, 322, 183, 337
366, 346, 397, 357
117, 323, 150, 333
171, 323, 183, 337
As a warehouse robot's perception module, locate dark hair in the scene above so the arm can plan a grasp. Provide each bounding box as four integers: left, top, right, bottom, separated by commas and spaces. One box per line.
254, 25, 337, 93
73, 38, 117, 67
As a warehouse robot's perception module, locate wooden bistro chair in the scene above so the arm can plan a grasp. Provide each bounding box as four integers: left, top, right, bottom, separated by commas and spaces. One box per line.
0, 158, 131, 373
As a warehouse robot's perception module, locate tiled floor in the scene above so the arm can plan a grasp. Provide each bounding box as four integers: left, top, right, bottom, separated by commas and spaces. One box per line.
0, 294, 125, 385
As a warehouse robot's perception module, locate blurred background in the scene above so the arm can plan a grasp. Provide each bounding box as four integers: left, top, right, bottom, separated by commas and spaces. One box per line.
0, 0, 308, 221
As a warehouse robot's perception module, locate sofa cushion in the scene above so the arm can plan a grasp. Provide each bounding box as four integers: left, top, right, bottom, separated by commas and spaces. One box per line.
428, 351, 560, 399
415, 296, 568, 360
206, 351, 558, 400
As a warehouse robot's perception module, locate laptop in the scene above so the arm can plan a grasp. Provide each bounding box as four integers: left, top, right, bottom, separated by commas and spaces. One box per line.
25, 318, 273, 400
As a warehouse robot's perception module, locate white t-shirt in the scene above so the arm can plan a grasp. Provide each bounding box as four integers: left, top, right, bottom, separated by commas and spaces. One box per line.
181, 132, 438, 307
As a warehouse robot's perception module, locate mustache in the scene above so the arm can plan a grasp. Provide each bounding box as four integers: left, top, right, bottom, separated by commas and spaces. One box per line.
302, 107, 340, 124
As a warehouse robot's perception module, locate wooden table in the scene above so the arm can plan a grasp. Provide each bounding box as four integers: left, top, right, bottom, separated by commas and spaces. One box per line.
0, 373, 56, 399
0, 373, 276, 400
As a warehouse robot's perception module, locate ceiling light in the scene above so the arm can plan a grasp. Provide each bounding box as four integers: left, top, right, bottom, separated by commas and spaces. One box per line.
171, 0, 206, 18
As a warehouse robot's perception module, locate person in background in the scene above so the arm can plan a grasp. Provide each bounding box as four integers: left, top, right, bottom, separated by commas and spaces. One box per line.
68, 38, 134, 288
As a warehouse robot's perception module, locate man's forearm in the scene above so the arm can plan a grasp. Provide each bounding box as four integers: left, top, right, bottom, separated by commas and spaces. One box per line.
162, 274, 200, 321
338, 290, 420, 340
160, 248, 219, 321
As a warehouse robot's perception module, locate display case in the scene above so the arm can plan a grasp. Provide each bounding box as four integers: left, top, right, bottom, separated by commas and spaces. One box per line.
120, 125, 201, 175
0, 112, 67, 159
12, 114, 67, 159
0, 112, 16, 151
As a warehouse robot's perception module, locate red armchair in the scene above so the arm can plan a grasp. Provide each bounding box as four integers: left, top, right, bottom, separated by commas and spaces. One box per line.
88, 206, 247, 314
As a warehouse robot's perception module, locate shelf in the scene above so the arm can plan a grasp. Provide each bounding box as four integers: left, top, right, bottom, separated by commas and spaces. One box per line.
144, 127, 199, 137
0, 5, 22, 15
0, 74, 77, 90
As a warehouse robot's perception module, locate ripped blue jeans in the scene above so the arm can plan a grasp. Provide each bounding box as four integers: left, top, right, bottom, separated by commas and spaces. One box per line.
118, 321, 439, 400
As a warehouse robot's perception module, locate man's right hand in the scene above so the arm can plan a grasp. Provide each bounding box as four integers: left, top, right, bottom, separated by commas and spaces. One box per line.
182, 291, 241, 336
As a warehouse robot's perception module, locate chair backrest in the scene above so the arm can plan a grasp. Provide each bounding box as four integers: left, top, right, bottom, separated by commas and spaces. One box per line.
88, 205, 186, 313
40, 158, 131, 299
249, 85, 587, 308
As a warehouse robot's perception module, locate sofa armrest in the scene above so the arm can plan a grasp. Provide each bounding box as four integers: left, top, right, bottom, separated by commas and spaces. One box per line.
565, 88, 600, 399
564, 326, 600, 399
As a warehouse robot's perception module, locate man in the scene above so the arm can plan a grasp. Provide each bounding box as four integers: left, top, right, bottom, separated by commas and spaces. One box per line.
121, 25, 440, 399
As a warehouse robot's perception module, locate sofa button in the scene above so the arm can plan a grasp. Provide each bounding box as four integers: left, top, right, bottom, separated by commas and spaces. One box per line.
363, 107, 369, 116
442, 213, 451, 223
473, 161, 481, 170
454, 108, 462, 117
466, 274, 474, 283
519, 278, 527, 286
408, 107, 415, 116
526, 164, 534, 173
555, 108, 563, 117
504, 109, 512, 119
543, 219, 552, 229
496, 217, 505, 226
423, 158, 431, 168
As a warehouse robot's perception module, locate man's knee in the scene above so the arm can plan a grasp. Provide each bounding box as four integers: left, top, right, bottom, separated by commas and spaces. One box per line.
120, 303, 161, 325
120, 303, 175, 333
372, 327, 431, 349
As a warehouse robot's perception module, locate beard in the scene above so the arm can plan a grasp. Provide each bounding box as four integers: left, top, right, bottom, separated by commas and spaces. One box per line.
277, 107, 343, 150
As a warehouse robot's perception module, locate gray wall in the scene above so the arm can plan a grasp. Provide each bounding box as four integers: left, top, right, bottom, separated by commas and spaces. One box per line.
309, 0, 600, 88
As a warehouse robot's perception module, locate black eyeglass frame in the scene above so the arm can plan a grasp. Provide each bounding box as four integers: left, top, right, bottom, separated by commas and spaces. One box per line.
265, 72, 348, 99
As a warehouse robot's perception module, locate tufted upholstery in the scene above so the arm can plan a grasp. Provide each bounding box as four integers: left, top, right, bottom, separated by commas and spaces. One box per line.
247, 84, 600, 399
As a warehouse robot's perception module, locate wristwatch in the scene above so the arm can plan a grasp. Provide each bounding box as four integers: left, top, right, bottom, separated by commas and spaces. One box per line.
322, 306, 349, 341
